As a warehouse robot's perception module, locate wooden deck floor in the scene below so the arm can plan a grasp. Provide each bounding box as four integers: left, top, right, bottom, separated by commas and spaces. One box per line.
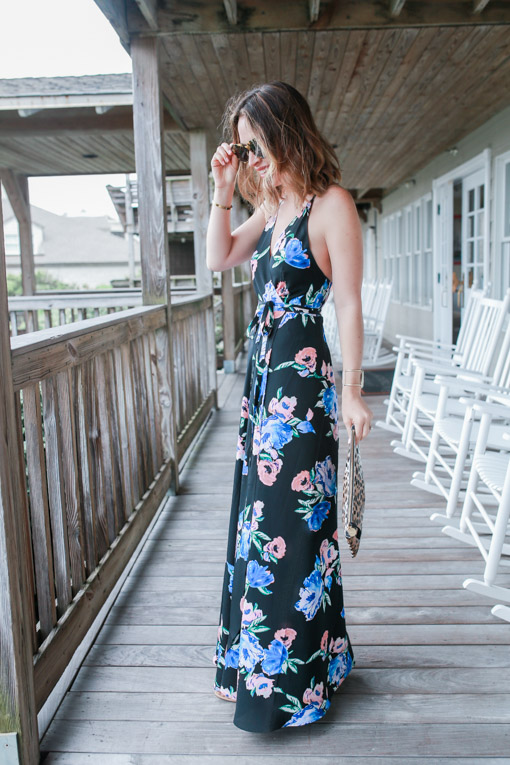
40, 356, 510, 763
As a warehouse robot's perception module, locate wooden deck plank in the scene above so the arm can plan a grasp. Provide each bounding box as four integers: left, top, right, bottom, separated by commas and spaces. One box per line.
39, 363, 510, 761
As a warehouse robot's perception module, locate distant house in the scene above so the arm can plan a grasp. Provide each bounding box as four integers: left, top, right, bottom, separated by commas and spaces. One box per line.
2, 193, 141, 288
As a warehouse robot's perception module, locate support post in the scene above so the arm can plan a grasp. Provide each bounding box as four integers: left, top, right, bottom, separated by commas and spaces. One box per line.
131, 35, 179, 491
0, 171, 36, 331
190, 130, 218, 403
0, 191, 40, 763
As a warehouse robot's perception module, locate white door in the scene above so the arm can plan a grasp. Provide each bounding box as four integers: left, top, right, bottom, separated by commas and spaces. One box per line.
433, 179, 454, 344
462, 168, 487, 310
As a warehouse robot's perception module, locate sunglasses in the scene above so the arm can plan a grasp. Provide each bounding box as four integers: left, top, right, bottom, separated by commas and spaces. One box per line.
230, 139, 265, 162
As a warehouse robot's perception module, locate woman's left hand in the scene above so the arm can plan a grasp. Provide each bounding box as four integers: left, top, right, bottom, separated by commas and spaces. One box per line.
341, 388, 373, 444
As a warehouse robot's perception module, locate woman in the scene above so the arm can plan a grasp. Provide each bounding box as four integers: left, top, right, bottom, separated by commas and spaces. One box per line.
206, 81, 373, 732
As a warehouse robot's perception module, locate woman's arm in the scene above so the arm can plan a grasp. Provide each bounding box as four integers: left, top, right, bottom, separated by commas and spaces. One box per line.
321, 186, 373, 443
206, 142, 267, 272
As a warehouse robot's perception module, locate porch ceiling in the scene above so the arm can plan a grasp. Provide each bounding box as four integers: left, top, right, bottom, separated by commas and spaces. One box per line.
100, 0, 510, 196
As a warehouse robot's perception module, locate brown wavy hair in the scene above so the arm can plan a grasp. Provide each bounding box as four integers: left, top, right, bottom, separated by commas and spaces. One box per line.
222, 81, 342, 215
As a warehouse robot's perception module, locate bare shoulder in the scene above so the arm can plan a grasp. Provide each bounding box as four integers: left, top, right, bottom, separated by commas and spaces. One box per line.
314, 184, 357, 219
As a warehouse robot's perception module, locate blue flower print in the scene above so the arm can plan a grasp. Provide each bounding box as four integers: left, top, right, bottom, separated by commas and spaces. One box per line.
314, 456, 336, 497
225, 643, 240, 669
284, 237, 310, 269
247, 560, 275, 592
296, 420, 315, 434
322, 387, 337, 418
295, 569, 324, 621
307, 501, 330, 531
328, 651, 353, 686
237, 521, 251, 560
261, 639, 288, 675
260, 415, 293, 451
227, 562, 234, 594
282, 701, 329, 727
239, 630, 264, 672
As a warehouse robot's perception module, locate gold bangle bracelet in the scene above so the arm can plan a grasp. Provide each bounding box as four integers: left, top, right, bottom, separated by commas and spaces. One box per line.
343, 369, 364, 387
213, 201, 232, 210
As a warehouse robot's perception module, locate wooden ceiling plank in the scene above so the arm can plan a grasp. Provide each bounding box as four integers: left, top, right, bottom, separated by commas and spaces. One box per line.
194, 34, 231, 115
177, 35, 225, 123
340, 27, 420, 169
382, 53, 510, 190
359, 25, 509, 190
223, 0, 237, 25
228, 33, 255, 94
262, 31, 281, 82
244, 32, 267, 87
314, 31, 349, 134
211, 33, 250, 106
295, 31, 315, 100
279, 31, 299, 86
333, 28, 391, 154
306, 30, 333, 116
159, 37, 208, 129
348, 25, 474, 183
322, 30, 367, 137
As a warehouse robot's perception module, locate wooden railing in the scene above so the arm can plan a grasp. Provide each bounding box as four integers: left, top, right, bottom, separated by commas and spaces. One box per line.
7, 293, 216, 714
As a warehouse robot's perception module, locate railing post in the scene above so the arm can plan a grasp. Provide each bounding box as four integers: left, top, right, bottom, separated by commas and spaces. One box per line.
190, 130, 218, 405
0, 192, 40, 762
131, 35, 179, 492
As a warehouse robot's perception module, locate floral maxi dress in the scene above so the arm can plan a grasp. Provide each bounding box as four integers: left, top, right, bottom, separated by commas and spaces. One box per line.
212, 195, 355, 732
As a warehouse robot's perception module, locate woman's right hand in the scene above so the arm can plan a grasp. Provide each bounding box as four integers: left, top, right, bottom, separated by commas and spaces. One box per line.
211, 142, 239, 191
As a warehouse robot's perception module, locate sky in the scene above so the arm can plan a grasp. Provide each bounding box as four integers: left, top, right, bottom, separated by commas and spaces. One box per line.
1, 0, 133, 218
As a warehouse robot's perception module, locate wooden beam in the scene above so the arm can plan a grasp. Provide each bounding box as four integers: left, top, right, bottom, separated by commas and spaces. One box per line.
389, 0, 407, 17
473, 0, 491, 12
93, 0, 130, 48
309, 0, 321, 23
0, 109, 181, 137
0, 191, 40, 764
223, 0, 237, 25
0, 170, 36, 298
190, 131, 212, 296
133, 0, 158, 30
131, 34, 179, 491
146, 0, 510, 33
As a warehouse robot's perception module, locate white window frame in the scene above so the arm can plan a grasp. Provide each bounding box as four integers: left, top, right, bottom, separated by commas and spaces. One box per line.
494, 149, 510, 300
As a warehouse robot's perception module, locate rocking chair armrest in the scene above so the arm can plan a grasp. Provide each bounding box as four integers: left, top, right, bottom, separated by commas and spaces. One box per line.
395, 334, 457, 350
459, 398, 510, 418
433, 374, 500, 396
411, 358, 487, 377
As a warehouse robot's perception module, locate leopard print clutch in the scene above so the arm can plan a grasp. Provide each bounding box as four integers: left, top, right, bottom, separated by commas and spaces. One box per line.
341, 424, 365, 557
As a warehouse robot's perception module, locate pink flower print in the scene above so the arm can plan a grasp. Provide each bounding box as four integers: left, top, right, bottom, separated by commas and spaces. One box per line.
268, 395, 297, 423
253, 500, 264, 519
265, 348, 272, 365
264, 213, 277, 232
257, 458, 282, 486
320, 539, 338, 568
240, 396, 249, 419
333, 528, 338, 541
275, 280, 289, 298
247, 673, 275, 698
263, 536, 286, 561
236, 434, 245, 461
321, 360, 335, 384
332, 421, 339, 441
320, 629, 329, 653
240, 598, 263, 627
295, 347, 317, 375
303, 681, 324, 707
274, 628, 297, 647
250, 257, 258, 279
306, 408, 314, 420
329, 636, 348, 654
291, 470, 312, 492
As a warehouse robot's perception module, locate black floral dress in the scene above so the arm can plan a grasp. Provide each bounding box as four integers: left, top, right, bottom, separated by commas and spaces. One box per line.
212, 195, 355, 732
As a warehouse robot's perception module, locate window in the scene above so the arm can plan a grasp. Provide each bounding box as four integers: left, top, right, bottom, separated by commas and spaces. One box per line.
381, 193, 432, 307
494, 151, 510, 299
